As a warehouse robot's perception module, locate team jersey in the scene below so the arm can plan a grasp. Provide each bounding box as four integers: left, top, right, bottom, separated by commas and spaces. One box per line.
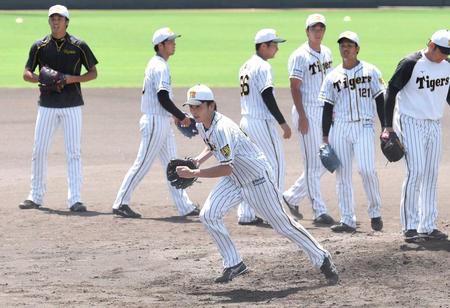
197, 112, 270, 186
319, 61, 385, 122
25, 33, 98, 108
141, 55, 174, 116
389, 50, 450, 120
288, 42, 333, 106
239, 54, 275, 119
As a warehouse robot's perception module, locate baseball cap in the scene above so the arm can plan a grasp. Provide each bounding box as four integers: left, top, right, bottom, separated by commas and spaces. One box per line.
337, 31, 360, 46
305, 14, 326, 29
48, 5, 69, 19
431, 29, 450, 55
184, 84, 215, 106
152, 27, 181, 46
254, 29, 286, 44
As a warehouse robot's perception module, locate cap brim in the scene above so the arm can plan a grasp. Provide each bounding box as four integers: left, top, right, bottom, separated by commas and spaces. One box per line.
436, 45, 450, 55
337, 37, 358, 45
167, 34, 181, 41
307, 22, 326, 28
183, 99, 203, 106
272, 38, 286, 43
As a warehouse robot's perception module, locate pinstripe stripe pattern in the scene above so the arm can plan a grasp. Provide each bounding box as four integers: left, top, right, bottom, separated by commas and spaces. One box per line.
284, 105, 328, 217
396, 114, 441, 233
198, 114, 329, 268
330, 120, 382, 227
239, 54, 274, 120
141, 55, 173, 116
113, 114, 196, 215
28, 106, 83, 207
238, 116, 285, 221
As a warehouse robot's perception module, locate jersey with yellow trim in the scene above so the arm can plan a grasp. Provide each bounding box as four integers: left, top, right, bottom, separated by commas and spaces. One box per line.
25, 33, 98, 108
319, 61, 385, 121
196, 112, 270, 186
239, 54, 275, 119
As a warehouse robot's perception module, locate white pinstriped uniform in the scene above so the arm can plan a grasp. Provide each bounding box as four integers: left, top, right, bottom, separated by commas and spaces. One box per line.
237, 54, 285, 222
198, 112, 330, 268
283, 43, 333, 218
392, 51, 450, 233
319, 61, 384, 228
28, 106, 83, 207
113, 55, 196, 214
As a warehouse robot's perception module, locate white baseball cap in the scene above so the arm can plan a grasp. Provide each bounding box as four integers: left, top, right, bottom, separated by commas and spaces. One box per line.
152, 27, 181, 46
305, 14, 326, 29
337, 31, 360, 46
48, 5, 69, 19
184, 84, 215, 106
431, 29, 450, 54
254, 29, 286, 44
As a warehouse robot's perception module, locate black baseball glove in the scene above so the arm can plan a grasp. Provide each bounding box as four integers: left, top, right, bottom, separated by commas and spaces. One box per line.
38, 66, 66, 94
176, 115, 198, 138
166, 158, 198, 189
319, 143, 341, 173
380, 131, 405, 162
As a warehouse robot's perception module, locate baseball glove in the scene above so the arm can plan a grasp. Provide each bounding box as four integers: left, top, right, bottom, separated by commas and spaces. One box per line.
176, 115, 198, 138
38, 66, 66, 94
380, 131, 404, 162
166, 158, 198, 189
319, 143, 341, 173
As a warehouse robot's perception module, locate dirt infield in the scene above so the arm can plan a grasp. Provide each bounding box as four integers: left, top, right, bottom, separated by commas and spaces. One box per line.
1, 88, 449, 307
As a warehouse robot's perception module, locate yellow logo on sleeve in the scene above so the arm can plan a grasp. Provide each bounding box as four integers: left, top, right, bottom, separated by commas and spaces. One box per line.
220, 144, 231, 158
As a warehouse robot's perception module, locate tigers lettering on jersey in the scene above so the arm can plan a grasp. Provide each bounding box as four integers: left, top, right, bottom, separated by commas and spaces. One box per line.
309, 60, 333, 75
416, 76, 449, 91
333, 75, 372, 91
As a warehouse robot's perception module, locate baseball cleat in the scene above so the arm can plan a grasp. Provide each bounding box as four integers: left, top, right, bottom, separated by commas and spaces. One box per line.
313, 213, 335, 225
418, 229, 448, 241
70, 202, 87, 212
283, 196, 303, 220
19, 199, 41, 209
320, 257, 339, 285
184, 206, 200, 217
113, 204, 141, 218
403, 229, 419, 243
214, 261, 249, 283
371, 217, 383, 231
238, 216, 265, 226
330, 222, 356, 233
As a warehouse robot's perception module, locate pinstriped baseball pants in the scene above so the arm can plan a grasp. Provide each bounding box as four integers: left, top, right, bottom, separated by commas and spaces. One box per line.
28, 106, 83, 207
396, 114, 441, 233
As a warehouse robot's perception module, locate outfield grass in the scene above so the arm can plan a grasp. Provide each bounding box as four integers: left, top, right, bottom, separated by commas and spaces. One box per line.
1, 8, 449, 88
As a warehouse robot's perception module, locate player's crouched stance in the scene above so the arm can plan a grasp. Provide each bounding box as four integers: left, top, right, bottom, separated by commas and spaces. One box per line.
176, 84, 338, 285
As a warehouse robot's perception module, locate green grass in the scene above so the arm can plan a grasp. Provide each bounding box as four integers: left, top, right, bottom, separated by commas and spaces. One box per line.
1, 8, 449, 88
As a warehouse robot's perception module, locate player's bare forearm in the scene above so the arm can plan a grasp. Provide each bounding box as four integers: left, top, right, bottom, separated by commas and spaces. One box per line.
65, 66, 97, 84
196, 164, 232, 178
194, 147, 213, 166
23, 69, 39, 83
290, 78, 306, 117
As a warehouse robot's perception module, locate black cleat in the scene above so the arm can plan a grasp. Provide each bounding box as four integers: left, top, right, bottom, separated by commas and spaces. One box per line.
19, 199, 41, 209
70, 202, 87, 212
283, 196, 303, 220
238, 216, 265, 226
419, 229, 448, 241
320, 257, 339, 285
113, 204, 141, 218
403, 229, 419, 243
214, 261, 249, 283
313, 213, 335, 225
330, 222, 356, 233
184, 206, 200, 217
371, 217, 383, 231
